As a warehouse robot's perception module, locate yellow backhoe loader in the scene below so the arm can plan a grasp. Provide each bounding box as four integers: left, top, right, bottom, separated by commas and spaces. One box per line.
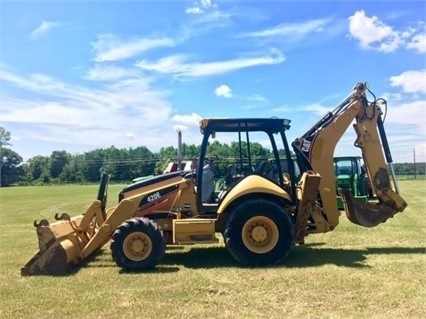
21, 82, 407, 275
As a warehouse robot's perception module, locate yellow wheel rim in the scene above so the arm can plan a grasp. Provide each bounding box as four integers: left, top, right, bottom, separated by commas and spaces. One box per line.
123, 231, 153, 261
241, 216, 279, 254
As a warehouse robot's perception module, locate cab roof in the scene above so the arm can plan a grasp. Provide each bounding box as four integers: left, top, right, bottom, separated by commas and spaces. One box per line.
199, 118, 291, 134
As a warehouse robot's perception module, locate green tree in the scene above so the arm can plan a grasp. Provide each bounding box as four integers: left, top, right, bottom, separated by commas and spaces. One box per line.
180, 143, 200, 161
60, 155, 85, 182
0, 127, 12, 147
0, 147, 24, 186
49, 151, 70, 179
127, 146, 156, 180
83, 149, 106, 182
26, 156, 50, 181
0, 128, 25, 186
156, 146, 178, 174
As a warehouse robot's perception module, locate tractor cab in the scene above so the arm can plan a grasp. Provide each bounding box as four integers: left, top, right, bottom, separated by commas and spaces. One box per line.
334, 156, 371, 209
196, 118, 296, 213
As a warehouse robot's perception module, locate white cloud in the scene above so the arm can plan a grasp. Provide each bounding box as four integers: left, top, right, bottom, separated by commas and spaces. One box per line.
348, 10, 401, 53
186, 7, 203, 15
171, 113, 203, 134
172, 113, 202, 125
3, 101, 95, 126
297, 102, 331, 117
389, 70, 426, 94
270, 105, 292, 114
348, 10, 426, 53
91, 34, 175, 62
383, 99, 426, 162
85, 65, 140, 81
185, 0, 216, 15
0, 69, 174, 148
30, 20, 60, 40
0, 68, 207, 159
242, 94, 269, 110
407, 33, 426, 53
241, 19, 330, 38
246, 94, 268, 103
215, 84, 233, 98
415, 142, 426, 162
385, 99, 425, 127
191, 10, 231, 25
184, 0, 231, 29
135, 49, 285, 78
135, 54, 189, 74
201, 0, 213, 8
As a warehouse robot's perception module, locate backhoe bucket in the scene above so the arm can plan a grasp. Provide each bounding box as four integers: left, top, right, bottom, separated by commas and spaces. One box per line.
21, 201, 104, 276
340, 188, 396, 227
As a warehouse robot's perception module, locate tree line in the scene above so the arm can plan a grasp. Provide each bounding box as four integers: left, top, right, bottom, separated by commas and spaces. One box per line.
1, 136, 201, 187
0, 127, 424, 187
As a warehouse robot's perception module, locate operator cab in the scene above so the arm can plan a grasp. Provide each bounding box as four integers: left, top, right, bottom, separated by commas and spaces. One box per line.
196, 118, 296, 213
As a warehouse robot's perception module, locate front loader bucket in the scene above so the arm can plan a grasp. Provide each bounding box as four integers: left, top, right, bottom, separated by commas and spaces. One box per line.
21, 200, 106, 276
21, 238, 71, 276
21, 214, 88, 276
340, 188, 397, 227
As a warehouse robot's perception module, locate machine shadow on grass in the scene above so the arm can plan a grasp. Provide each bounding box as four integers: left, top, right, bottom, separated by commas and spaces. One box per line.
70, 244, 425, 275
157, 244, 425, 270
106, 244, 378, 274
283, 244, 425, 268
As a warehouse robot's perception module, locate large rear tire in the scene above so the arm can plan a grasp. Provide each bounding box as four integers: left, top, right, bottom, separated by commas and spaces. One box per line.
223, 199, 294, 266
111, 217, 165, 271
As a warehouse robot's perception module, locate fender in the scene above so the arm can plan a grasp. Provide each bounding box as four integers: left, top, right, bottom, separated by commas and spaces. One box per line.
217, 174, 291, 215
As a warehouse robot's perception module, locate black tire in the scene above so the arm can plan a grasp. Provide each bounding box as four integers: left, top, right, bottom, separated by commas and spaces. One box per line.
223, 199, 294, 266
110, 217, 165, 271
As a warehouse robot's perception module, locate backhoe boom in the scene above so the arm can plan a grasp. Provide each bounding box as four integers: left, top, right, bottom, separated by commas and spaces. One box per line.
292, 82, 407, 230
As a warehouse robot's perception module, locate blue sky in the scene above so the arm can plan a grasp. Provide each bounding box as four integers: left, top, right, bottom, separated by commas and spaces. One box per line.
1, 0, 425, 163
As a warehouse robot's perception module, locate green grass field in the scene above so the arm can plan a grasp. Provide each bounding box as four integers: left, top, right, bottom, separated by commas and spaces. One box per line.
0, 181, 425, 319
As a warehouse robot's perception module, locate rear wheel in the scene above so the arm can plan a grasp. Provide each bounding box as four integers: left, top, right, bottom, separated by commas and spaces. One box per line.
111, 217, 165, 271
223, 199, 294, 266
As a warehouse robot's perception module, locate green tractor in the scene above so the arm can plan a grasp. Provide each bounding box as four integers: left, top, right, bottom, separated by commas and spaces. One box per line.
334, 156, 373, 210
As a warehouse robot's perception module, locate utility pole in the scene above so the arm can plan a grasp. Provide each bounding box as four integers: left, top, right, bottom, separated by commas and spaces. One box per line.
177, 129, 182, 171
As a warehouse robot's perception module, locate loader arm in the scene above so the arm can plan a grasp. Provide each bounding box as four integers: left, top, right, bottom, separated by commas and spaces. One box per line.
21, 175, 192, 276
292, 82, 407, 231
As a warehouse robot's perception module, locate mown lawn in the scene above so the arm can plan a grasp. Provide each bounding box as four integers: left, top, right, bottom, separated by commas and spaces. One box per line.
0, 180, 425, 319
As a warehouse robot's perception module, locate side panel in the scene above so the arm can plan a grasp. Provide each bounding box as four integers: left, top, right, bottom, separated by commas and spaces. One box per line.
120, 172, 186, 200
119, 173, 198, 215
217, 175, 291, 215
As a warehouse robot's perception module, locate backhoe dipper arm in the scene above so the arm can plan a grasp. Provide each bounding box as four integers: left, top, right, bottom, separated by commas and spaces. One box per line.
292, 82, 407, 231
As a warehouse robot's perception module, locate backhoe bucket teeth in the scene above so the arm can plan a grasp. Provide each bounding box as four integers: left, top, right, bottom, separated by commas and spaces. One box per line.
340, 188, 396, 227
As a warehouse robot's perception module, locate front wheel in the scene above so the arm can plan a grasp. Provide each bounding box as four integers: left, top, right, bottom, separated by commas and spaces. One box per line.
110, 217, 165, 271
223, 199, 294, 266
